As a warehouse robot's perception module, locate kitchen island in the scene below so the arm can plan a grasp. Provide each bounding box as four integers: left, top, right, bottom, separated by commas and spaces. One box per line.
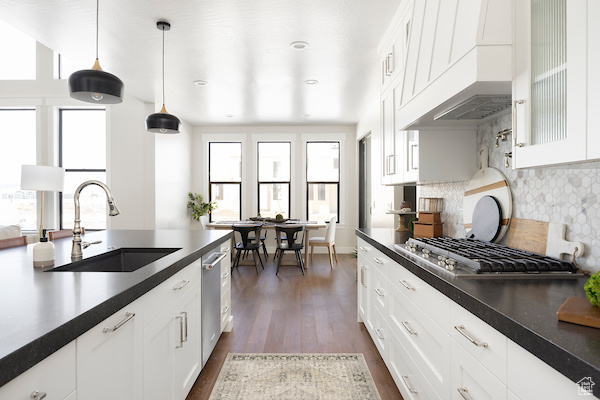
357, 228, 600, 399
0, 229, 232, 396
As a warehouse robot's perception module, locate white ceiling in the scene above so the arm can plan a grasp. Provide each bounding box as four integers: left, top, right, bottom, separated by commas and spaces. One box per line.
0, 0, 401, 126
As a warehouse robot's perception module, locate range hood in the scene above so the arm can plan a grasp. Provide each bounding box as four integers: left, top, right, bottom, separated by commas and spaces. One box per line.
393, 0, 512, 130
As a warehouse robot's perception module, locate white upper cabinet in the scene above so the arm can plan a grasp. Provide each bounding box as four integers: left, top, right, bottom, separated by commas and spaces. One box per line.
512, 0, 592, 168
379, 3, 412, 94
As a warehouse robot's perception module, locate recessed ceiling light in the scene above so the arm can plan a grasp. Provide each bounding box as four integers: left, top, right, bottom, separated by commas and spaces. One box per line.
290, 41, 309, 50
193, 80, 208, 86
302, 114, 311, 118
226, 114, 234, 118
304, 79, 319, 85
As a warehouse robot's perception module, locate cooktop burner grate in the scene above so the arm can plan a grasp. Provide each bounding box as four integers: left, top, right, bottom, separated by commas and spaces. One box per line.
407, 237, 578, 274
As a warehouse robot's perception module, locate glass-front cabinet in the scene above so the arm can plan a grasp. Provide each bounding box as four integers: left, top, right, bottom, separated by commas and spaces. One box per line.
513, 0, 591, 168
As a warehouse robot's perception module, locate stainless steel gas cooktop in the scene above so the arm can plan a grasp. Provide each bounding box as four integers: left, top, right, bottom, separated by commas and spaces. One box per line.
394, 237, 581, 279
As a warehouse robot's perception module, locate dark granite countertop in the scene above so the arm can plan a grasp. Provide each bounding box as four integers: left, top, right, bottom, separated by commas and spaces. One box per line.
356, 228, 600, 397
0, 229, 232, 388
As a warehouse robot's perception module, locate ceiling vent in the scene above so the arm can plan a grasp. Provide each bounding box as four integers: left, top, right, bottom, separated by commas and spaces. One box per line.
434, 95, 512, 121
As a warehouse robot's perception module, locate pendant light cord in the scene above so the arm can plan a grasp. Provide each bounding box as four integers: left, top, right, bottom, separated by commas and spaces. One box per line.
95, 0, 99, 60
162, 27, 166, 107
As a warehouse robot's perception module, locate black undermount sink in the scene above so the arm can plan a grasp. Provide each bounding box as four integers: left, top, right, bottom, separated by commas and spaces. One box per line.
50, 248, 180, 272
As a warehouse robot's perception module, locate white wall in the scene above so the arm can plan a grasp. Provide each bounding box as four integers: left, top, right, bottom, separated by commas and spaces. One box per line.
191, 125, 357, 253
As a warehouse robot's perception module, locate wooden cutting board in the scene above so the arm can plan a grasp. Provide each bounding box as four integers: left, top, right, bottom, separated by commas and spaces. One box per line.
508, 218, 584, 259
557, 297, 600, 329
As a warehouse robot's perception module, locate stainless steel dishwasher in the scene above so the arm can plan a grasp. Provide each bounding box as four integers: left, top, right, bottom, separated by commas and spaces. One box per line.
201, 248, 228, 367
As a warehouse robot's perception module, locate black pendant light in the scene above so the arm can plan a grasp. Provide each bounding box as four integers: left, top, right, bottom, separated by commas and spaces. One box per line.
68, 0, 124, 104
146, 21, 181, 134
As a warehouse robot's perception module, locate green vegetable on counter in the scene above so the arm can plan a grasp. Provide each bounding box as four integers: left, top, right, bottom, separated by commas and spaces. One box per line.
584, 271, 600, 307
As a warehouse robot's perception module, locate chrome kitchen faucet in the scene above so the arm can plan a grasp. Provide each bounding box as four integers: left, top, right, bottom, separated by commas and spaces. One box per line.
71, 180, 120, 260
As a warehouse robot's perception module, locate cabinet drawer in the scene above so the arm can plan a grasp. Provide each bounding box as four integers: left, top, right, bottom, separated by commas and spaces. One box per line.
358, 239, 391, 275
451, 339, 507, 400
450, 303, 507, 384
388, 331, 441, 400
0, 341, 76, 400
371, 265, 389, 316
369, 306, 391, 363
388, 287, 450, 398
143, 260, 201, 327
388, 264, 451, 331
221, 286, 231, 332
220, 266, 231, 294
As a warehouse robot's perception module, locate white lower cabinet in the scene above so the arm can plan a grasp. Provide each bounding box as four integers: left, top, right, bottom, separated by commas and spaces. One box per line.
450, 339, 506, 400
144, 282, 202, 400
0, 341, 76, 400
220, 241, 232, 332
77, 298, 144, 400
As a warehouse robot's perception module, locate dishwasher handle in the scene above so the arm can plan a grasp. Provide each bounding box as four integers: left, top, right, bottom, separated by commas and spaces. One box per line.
202, 252, 228, 270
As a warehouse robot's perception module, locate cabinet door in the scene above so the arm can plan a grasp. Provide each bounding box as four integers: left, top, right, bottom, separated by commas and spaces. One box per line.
0, 341, 76, 400
513, 0, 587, 167
382, 87, 396, 184
401, 130, 419, 183
144, 303, 176, 400
173, 284, 202, 400
77, 300, 143, 400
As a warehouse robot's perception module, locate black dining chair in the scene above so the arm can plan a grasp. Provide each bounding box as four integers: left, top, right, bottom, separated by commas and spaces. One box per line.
232, 224, 264, 274
274, 224, 306, 275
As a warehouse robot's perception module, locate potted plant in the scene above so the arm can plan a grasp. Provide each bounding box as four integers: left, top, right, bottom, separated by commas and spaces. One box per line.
187, 193, 217, 221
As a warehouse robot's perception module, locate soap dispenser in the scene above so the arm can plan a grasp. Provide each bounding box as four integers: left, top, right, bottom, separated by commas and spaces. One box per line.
33, 229, 54, 267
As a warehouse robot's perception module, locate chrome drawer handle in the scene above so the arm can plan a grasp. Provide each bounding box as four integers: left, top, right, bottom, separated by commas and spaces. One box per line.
222, 247, 230, 252
360, 266, 367, 287
373, 257, 384, 265
173, 279, 190, 290
222, 306, 230, 314
401, 321, 418, 335
176, 314, 184, 348
375, 288, 385, 297
401, 375, 418, 394
454, 325, 488, 348
182, 311, 188, 343
222, 272, 230, 279
359, 246, 369, 252
399, 279, 415, 290
30, 391, 46, 400
375, 328, 385, 340
103, 312, 135, 333
458, 387, 473, 400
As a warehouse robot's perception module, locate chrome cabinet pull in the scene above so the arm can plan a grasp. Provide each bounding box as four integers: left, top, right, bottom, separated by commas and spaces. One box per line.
360, 266, 367, 287
375, 328, 385, 340
359, 246, 369, 252
221, 247, 230, 252
401, 321, 418, 335
176, 314, 184, 348
373, 257, 384, 265
513, 99, 526, 147
222, 305, 230, 314
182, 311, 188, 343
103, 312, 135, 333
375, 288, 385, 297
173, 279, 190, 290
410, 144, 419, 170
401, 375, 418, 394
30, 391, 46, 400
457, 387, 473, 400
399, 279, 415, 290
222, 272, 230, 279
454, 325, 488, 348
386, 52, 394, 75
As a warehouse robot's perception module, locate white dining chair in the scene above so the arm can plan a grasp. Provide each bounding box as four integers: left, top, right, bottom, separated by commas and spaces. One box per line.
199, 215, 208, 230
309, 217, 338, 268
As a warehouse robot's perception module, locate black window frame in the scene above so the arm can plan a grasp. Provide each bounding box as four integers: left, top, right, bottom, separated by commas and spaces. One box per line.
257, 141, 291, 218
208, 142, 242, 222
306, 141, 340, 223
58, 108, 106, 230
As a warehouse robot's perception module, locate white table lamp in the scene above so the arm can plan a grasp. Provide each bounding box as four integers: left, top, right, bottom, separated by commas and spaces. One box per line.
21, 165, 65, 238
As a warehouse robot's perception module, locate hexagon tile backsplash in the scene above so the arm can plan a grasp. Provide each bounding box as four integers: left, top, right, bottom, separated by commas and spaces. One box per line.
418, 113, 600, 274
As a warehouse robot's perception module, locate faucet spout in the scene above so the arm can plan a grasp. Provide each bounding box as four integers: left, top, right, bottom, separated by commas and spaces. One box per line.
72, 180, 120, 260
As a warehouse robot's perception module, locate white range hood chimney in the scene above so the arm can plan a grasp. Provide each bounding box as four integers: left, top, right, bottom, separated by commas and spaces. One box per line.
392, 0, 512, 130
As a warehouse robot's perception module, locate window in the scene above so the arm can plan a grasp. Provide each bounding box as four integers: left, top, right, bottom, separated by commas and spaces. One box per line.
209, 142, 242, 221
57, 54, 83, 80
306, 141, 339, 222
0, 20, 35, 80
59, 109, 107, 229
0, 109, 37, 230
258, 142, 290, 218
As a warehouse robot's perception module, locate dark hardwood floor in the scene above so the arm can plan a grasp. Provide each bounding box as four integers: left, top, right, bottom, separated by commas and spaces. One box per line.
186, 252, 403, 399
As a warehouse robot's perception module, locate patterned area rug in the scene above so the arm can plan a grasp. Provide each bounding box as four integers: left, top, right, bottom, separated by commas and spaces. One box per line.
209, 353, 382, 400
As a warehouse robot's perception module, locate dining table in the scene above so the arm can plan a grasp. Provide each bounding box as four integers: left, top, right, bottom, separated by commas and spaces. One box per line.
206, 220, 327, 268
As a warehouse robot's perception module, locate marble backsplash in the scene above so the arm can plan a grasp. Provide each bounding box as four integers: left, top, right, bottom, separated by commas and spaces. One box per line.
418, 113, 600, 274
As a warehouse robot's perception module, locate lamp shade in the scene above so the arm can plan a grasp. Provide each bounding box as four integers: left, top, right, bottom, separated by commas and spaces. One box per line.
68, 66, 124, 104
145, 107, 181, 133
21, 165, 65, 192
